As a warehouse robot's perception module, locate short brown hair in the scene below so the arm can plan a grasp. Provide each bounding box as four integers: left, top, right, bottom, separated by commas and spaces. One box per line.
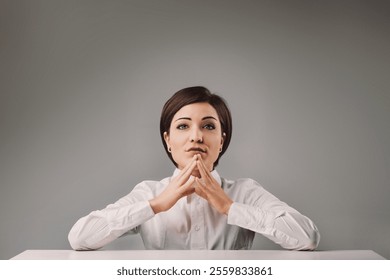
160, 86, 232, 168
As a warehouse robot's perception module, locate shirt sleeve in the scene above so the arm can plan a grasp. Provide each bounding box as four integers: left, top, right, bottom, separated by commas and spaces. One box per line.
68, 183, 156, 250
227, 179, 320, 250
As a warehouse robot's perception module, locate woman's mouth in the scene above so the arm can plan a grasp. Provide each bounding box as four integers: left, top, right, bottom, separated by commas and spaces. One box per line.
186, 147, 206, 153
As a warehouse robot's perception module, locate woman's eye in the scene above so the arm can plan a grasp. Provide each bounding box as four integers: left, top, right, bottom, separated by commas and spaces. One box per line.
176, 124, 188, 130
204, 124, 215, 130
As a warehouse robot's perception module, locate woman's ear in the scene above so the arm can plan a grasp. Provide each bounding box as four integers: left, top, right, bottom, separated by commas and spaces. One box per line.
220, 132, 226, 147
164, 131, 170, 146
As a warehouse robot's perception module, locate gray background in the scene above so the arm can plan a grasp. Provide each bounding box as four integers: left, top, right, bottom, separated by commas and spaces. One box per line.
1, 0, 389, 260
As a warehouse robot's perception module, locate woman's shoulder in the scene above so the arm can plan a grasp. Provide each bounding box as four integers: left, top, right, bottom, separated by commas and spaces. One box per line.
131, 176, 170, 193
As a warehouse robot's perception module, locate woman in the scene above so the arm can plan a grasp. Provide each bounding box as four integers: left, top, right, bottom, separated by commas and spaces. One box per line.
68, 86, 320, 250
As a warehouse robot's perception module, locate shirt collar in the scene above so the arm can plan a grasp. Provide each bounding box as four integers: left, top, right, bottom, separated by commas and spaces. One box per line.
172, 168, 222, 186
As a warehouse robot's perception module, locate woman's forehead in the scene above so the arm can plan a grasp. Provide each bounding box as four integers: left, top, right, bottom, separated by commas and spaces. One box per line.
173, 102, 219, 120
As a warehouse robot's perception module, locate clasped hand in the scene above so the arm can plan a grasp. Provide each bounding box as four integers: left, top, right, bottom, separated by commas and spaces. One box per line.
149, 154, 233, 215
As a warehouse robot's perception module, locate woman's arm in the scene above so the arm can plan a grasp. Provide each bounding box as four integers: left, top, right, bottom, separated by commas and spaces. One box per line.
227, 180, 320, 250
194, 156, 319, 250
68, 185, 155, 250
69, 156, 198, 250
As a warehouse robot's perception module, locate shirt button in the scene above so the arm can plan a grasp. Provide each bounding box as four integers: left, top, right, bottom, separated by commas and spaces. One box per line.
195, 225, 200, 231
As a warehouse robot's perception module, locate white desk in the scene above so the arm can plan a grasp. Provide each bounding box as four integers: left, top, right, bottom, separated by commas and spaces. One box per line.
11, 250, 385, 260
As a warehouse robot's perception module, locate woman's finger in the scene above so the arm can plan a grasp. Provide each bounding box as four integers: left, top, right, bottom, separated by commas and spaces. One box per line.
199, 155, 213, 179
176, 156, 197, 185
180, 176, 196, 194
177, 155, 196, 177
196, 156, 214, 184
178, 159, 197, 184
194, 177, 207, 198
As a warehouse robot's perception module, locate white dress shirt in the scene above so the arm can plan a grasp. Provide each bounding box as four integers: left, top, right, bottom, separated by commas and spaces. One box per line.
68, 169, 320, 250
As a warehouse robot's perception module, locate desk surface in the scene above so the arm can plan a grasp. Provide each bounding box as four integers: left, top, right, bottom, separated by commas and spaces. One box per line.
11, 250, 385, 260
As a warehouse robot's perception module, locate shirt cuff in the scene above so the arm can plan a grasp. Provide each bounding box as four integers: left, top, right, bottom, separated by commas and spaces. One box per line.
227, 202, 256, 228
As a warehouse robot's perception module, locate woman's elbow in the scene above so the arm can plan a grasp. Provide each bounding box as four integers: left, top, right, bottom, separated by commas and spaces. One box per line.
67, 227, 97, 251
298, 228, 320, 251
68, 230, 86, 251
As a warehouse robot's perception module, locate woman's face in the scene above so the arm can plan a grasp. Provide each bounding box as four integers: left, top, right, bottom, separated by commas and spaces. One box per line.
164, 102, 224, 175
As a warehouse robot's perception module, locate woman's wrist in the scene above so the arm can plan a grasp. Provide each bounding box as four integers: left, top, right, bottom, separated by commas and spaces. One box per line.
222, 199, 233, 216
149, 198, 163, 214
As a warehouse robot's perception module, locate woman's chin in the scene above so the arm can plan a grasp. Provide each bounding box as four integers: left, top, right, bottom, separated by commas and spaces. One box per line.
191, 171, 201, 178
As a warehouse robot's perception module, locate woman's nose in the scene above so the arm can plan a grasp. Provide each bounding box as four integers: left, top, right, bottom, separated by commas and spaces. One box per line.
190, 128, 203, 143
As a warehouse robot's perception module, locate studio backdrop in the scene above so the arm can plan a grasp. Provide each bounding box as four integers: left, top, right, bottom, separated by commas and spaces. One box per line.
0, 0, 389, 259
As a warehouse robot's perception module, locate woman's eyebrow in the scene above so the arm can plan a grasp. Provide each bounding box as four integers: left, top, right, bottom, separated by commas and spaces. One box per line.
175, 117, 191, 122
202, 116, 218, 121
175, 116, 218, 122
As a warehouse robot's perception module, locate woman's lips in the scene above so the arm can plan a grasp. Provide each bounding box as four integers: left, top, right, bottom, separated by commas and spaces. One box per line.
186, 147, 206, 153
